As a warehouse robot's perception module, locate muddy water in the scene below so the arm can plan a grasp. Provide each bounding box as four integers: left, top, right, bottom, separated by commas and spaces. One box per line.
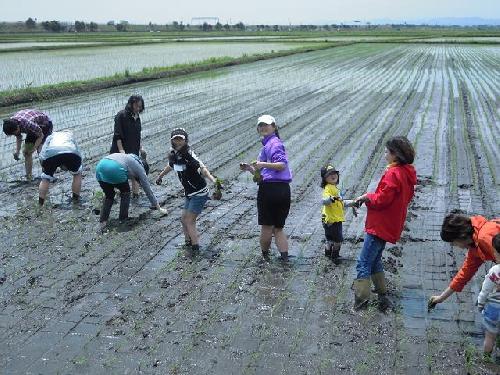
0, 43, 499, 374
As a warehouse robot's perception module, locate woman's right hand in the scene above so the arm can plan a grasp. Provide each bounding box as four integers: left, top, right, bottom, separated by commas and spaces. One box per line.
240, 162, 253, 172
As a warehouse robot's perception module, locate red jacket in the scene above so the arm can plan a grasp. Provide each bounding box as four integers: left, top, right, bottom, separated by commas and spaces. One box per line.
449, 216, 500, 292
364, 164, 417, 243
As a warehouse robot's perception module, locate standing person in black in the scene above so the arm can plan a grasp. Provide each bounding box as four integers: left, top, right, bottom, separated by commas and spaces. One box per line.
110, 95, 146, 197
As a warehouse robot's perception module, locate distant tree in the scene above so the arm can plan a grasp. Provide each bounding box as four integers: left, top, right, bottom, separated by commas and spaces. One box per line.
273, 25, 280, 32
178, 21, 185, 31
107, 20, 115, 26
235, 22, 245, 30
215, 22, 222, 31
25, 17, 36, 29
201, 22, 212, 32
41, 20, 63, 32
89, 22, 98, 32
75, 21, 86, 32
116, 21, 128, 32
223, 23, 230, 31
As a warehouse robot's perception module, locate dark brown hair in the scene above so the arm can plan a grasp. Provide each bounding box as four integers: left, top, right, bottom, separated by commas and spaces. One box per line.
440, 214, 474, 242
386, 136, 415, 165
125, 95, 145, 113
493, 234, 500, 252
3, 119, 19, 135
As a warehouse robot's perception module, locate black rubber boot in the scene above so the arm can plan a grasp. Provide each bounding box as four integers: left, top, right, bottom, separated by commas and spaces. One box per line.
119, 192, 131, 220
331, 243, 341, 265
324, 242, 332, 257
100, 198, 114, 223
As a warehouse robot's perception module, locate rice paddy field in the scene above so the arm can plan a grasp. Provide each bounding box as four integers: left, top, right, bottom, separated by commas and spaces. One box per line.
0, 42, 305, 90
0, 35, 499, 374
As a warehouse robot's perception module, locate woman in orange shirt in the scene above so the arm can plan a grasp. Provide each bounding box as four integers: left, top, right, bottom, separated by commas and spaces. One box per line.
429, 214, 500, 308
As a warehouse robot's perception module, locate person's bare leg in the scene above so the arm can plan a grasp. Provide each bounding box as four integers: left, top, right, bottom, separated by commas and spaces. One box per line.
484, 331, 496, 354
180, 210, 191, 245
274, 227, 289, 257
72, 173, 82, 198
184, 211, 199, 248
260, 225, 273, 255
24, 152, 33, 180
38, 179, 50, 205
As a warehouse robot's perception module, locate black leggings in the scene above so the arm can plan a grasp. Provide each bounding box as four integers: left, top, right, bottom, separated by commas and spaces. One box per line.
98, 181, 130, 199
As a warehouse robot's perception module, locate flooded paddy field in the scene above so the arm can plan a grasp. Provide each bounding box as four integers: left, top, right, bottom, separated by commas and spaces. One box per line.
0, 43, 498, 374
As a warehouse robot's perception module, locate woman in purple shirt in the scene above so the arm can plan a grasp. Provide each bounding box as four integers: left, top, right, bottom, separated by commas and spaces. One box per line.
240, 115, 293, 260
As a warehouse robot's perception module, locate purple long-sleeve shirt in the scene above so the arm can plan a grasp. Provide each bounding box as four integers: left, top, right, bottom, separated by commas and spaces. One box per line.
258, 134, 292, 183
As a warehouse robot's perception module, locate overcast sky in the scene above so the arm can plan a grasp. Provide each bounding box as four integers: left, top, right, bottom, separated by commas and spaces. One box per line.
4, 0, 500, 24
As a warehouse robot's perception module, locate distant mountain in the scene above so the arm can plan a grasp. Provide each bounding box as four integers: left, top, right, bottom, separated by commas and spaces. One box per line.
366, 17, 500, 26
318, 17, 500, 26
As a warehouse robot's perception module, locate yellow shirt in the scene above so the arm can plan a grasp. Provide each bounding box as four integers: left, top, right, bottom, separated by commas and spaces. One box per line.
322, 184, 345, 223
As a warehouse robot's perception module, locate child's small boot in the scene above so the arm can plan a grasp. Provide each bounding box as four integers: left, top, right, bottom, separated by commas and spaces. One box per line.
331, 243, 341, 265
324, 241, 332, 257
371, 272, 391, 312
353, 279, 371, 310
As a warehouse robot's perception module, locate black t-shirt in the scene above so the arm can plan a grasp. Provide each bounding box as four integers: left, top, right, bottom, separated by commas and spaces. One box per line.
169, 149, 208, 196
110, 109, 141, 155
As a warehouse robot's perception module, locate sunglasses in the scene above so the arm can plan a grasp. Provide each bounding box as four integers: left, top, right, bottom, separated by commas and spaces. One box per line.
257, 122, 271, 128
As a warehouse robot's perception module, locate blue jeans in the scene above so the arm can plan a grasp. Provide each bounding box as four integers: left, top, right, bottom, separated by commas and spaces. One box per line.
356, 233, 386, 279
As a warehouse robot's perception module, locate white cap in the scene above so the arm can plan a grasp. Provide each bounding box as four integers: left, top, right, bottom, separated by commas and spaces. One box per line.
257, 115, 276, 125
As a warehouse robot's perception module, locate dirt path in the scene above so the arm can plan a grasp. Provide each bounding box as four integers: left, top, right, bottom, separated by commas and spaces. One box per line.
0, 43, 498, 374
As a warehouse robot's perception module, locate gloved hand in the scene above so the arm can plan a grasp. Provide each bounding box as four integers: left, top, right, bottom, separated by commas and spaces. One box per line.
13, 152, 20, 161
155, 176, 163, 185
478, 303, 484, 313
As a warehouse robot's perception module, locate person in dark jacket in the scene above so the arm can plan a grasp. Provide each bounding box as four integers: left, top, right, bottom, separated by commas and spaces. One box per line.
156, 128, 218, 251
110, 95, 146, 196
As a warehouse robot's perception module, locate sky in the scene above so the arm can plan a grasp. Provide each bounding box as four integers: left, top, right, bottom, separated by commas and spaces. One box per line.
3, 0, 500, 24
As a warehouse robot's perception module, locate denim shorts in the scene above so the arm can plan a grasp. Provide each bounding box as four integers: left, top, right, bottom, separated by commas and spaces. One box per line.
482, 303, 500, 335
184, 194, 209, 215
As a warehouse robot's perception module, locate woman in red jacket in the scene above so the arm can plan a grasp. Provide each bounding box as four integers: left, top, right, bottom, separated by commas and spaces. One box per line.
429, 214, 500, 308
353, 136, 417, 311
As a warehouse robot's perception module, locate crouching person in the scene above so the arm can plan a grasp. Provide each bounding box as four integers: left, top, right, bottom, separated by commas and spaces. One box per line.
96, 153, 167, 230
38, 131, 83, 206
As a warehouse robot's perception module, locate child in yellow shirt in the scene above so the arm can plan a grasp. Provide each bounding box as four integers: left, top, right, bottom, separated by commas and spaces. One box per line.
321, 165, 354, 264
